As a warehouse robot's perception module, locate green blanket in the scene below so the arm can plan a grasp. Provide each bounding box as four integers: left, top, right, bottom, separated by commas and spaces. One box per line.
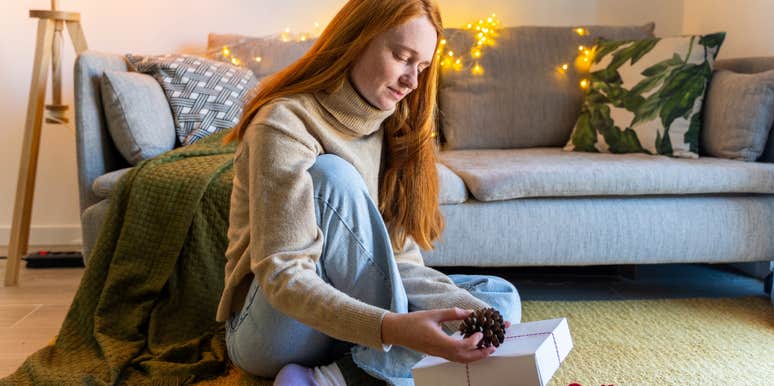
2, 130, 240, 385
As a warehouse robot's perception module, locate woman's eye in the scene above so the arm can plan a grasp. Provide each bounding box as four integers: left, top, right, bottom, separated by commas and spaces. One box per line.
394, 53, 409, 62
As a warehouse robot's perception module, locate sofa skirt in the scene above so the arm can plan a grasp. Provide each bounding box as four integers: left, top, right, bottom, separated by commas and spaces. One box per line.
424, 194, 774, 270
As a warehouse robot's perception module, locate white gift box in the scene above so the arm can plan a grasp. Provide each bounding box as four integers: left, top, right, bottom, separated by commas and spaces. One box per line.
412, 317, 573, 386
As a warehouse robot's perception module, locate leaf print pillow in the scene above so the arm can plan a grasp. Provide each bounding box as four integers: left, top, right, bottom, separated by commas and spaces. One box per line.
563, 32, 725, 158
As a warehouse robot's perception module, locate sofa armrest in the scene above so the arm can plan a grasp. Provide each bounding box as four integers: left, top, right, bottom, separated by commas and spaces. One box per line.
74, 50, 131, 215
713, 57, 774, 164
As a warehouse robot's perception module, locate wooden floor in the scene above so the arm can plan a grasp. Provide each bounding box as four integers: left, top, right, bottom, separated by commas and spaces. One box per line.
0, 247, 84, 378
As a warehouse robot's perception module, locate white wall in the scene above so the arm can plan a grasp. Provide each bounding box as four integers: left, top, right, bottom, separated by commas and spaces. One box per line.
597, 0, 683, 37
683, 0, 774, 59
0, 0, 766, 247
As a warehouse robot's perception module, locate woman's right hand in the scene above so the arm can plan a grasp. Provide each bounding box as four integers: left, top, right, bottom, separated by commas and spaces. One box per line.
381, 307, 499, 364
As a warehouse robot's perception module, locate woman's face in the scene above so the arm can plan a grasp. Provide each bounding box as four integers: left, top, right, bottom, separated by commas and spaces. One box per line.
350, 16, 437, 111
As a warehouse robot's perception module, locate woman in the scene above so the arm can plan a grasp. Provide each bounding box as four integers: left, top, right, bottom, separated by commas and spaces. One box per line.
217, 0, 521, 384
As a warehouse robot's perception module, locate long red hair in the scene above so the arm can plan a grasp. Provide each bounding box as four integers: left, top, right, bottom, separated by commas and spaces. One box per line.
223, 0, 444, 251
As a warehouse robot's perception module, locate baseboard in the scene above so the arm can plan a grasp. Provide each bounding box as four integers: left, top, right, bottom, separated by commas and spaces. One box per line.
0, 225, 82, 255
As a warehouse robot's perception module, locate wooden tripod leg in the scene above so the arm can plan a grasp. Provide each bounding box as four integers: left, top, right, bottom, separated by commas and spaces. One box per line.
4, 18, 55, 287
65, 20, 88, 53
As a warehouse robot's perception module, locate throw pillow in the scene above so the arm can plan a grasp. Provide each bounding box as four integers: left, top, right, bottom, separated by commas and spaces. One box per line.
701, 69, 774, 161
564, 32, 726, 158
207, 33, 316, 78
125, 53, 258, 146
100, 71, 177, 165
438, 23, 656, 151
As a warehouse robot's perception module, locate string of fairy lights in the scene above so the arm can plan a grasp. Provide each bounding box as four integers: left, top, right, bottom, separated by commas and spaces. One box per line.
211, 17, 594, 88
211, 22, 324, 67
559, 27, 595, 90
437, 13, 501, 75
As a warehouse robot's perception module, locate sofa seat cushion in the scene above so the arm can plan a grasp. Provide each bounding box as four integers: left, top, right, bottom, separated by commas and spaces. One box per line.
440, 147, 774, 202
93, 164, 468, 204
92, 167, 133, 199
437, 162, 468, 204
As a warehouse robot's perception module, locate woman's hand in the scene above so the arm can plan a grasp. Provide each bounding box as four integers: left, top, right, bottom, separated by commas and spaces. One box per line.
381, 307, 511, 364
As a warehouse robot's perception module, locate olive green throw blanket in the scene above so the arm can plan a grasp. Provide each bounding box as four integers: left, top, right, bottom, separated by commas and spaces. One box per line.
2, 130, 238, 385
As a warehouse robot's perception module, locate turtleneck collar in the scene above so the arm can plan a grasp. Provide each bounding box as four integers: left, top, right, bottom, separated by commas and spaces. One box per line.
313, 74, 396, 137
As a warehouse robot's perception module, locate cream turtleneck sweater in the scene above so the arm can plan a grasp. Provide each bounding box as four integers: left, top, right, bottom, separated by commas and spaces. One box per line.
216, 76, 489, 351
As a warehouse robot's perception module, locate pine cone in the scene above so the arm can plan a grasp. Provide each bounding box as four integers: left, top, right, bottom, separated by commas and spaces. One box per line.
458, 308, 506, 348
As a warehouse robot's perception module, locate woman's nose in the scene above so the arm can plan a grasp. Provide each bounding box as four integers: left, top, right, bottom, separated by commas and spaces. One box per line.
399, 70, 418, 91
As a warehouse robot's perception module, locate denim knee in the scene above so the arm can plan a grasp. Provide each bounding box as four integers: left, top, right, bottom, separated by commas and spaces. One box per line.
488, 277, 521, 324
309, 154, 371, 201
451, 274, 522, 324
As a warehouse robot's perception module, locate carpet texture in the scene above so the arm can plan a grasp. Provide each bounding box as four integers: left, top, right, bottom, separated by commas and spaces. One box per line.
197, 296, 774, 385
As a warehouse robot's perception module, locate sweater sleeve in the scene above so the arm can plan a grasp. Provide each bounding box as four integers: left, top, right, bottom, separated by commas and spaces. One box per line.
394, 237, 492, 334
245, 122, 391, 351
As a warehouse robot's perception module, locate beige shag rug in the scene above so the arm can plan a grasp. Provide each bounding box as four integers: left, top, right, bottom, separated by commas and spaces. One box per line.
197, 296, 774, 385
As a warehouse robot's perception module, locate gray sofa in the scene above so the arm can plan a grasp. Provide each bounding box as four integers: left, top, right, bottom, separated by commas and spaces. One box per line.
74, 31, 774, 302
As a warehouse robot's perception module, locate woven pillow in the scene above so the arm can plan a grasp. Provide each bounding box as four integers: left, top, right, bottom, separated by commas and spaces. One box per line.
206, 33, 316, 78
438, 23, 655, 150
563, 32, 726, 158
100, 71, 177, 164
126, 53, 258, 146
701, 69, 774, 161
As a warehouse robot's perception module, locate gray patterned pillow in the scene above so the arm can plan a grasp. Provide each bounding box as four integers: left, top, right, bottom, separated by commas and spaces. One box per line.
126, 53, 258, 145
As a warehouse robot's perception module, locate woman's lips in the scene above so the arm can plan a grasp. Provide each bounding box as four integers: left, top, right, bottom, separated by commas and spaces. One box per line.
388, 87, 404, 99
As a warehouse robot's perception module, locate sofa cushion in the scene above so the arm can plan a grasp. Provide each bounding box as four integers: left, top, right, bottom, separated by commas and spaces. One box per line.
100, 71, 177, 165
92, 163, 468, 204
438, 23, 654, 151
126, 53, 258, 146
701, 69, 774, 161
564, 32, 726, 159
439, 147, 774, 202
92, 167, 133, 199
437, 162, 468, 204
207, 33, 316, 78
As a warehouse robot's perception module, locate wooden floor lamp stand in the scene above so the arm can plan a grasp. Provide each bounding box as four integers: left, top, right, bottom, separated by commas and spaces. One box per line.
4, 0, 88, 286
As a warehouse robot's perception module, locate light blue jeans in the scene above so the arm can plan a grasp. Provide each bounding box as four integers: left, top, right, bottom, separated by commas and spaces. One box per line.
226, 154, 521, 386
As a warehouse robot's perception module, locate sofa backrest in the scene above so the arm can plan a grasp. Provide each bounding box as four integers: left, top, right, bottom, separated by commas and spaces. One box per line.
207, 33, 317, 79
437, 23, 655, 151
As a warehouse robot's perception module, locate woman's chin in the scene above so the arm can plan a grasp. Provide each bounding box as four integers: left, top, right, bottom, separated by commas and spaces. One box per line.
377, 99, 396, 111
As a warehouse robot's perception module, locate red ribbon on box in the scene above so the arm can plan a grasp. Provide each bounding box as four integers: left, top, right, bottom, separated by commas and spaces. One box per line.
464, 331, 562, 386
